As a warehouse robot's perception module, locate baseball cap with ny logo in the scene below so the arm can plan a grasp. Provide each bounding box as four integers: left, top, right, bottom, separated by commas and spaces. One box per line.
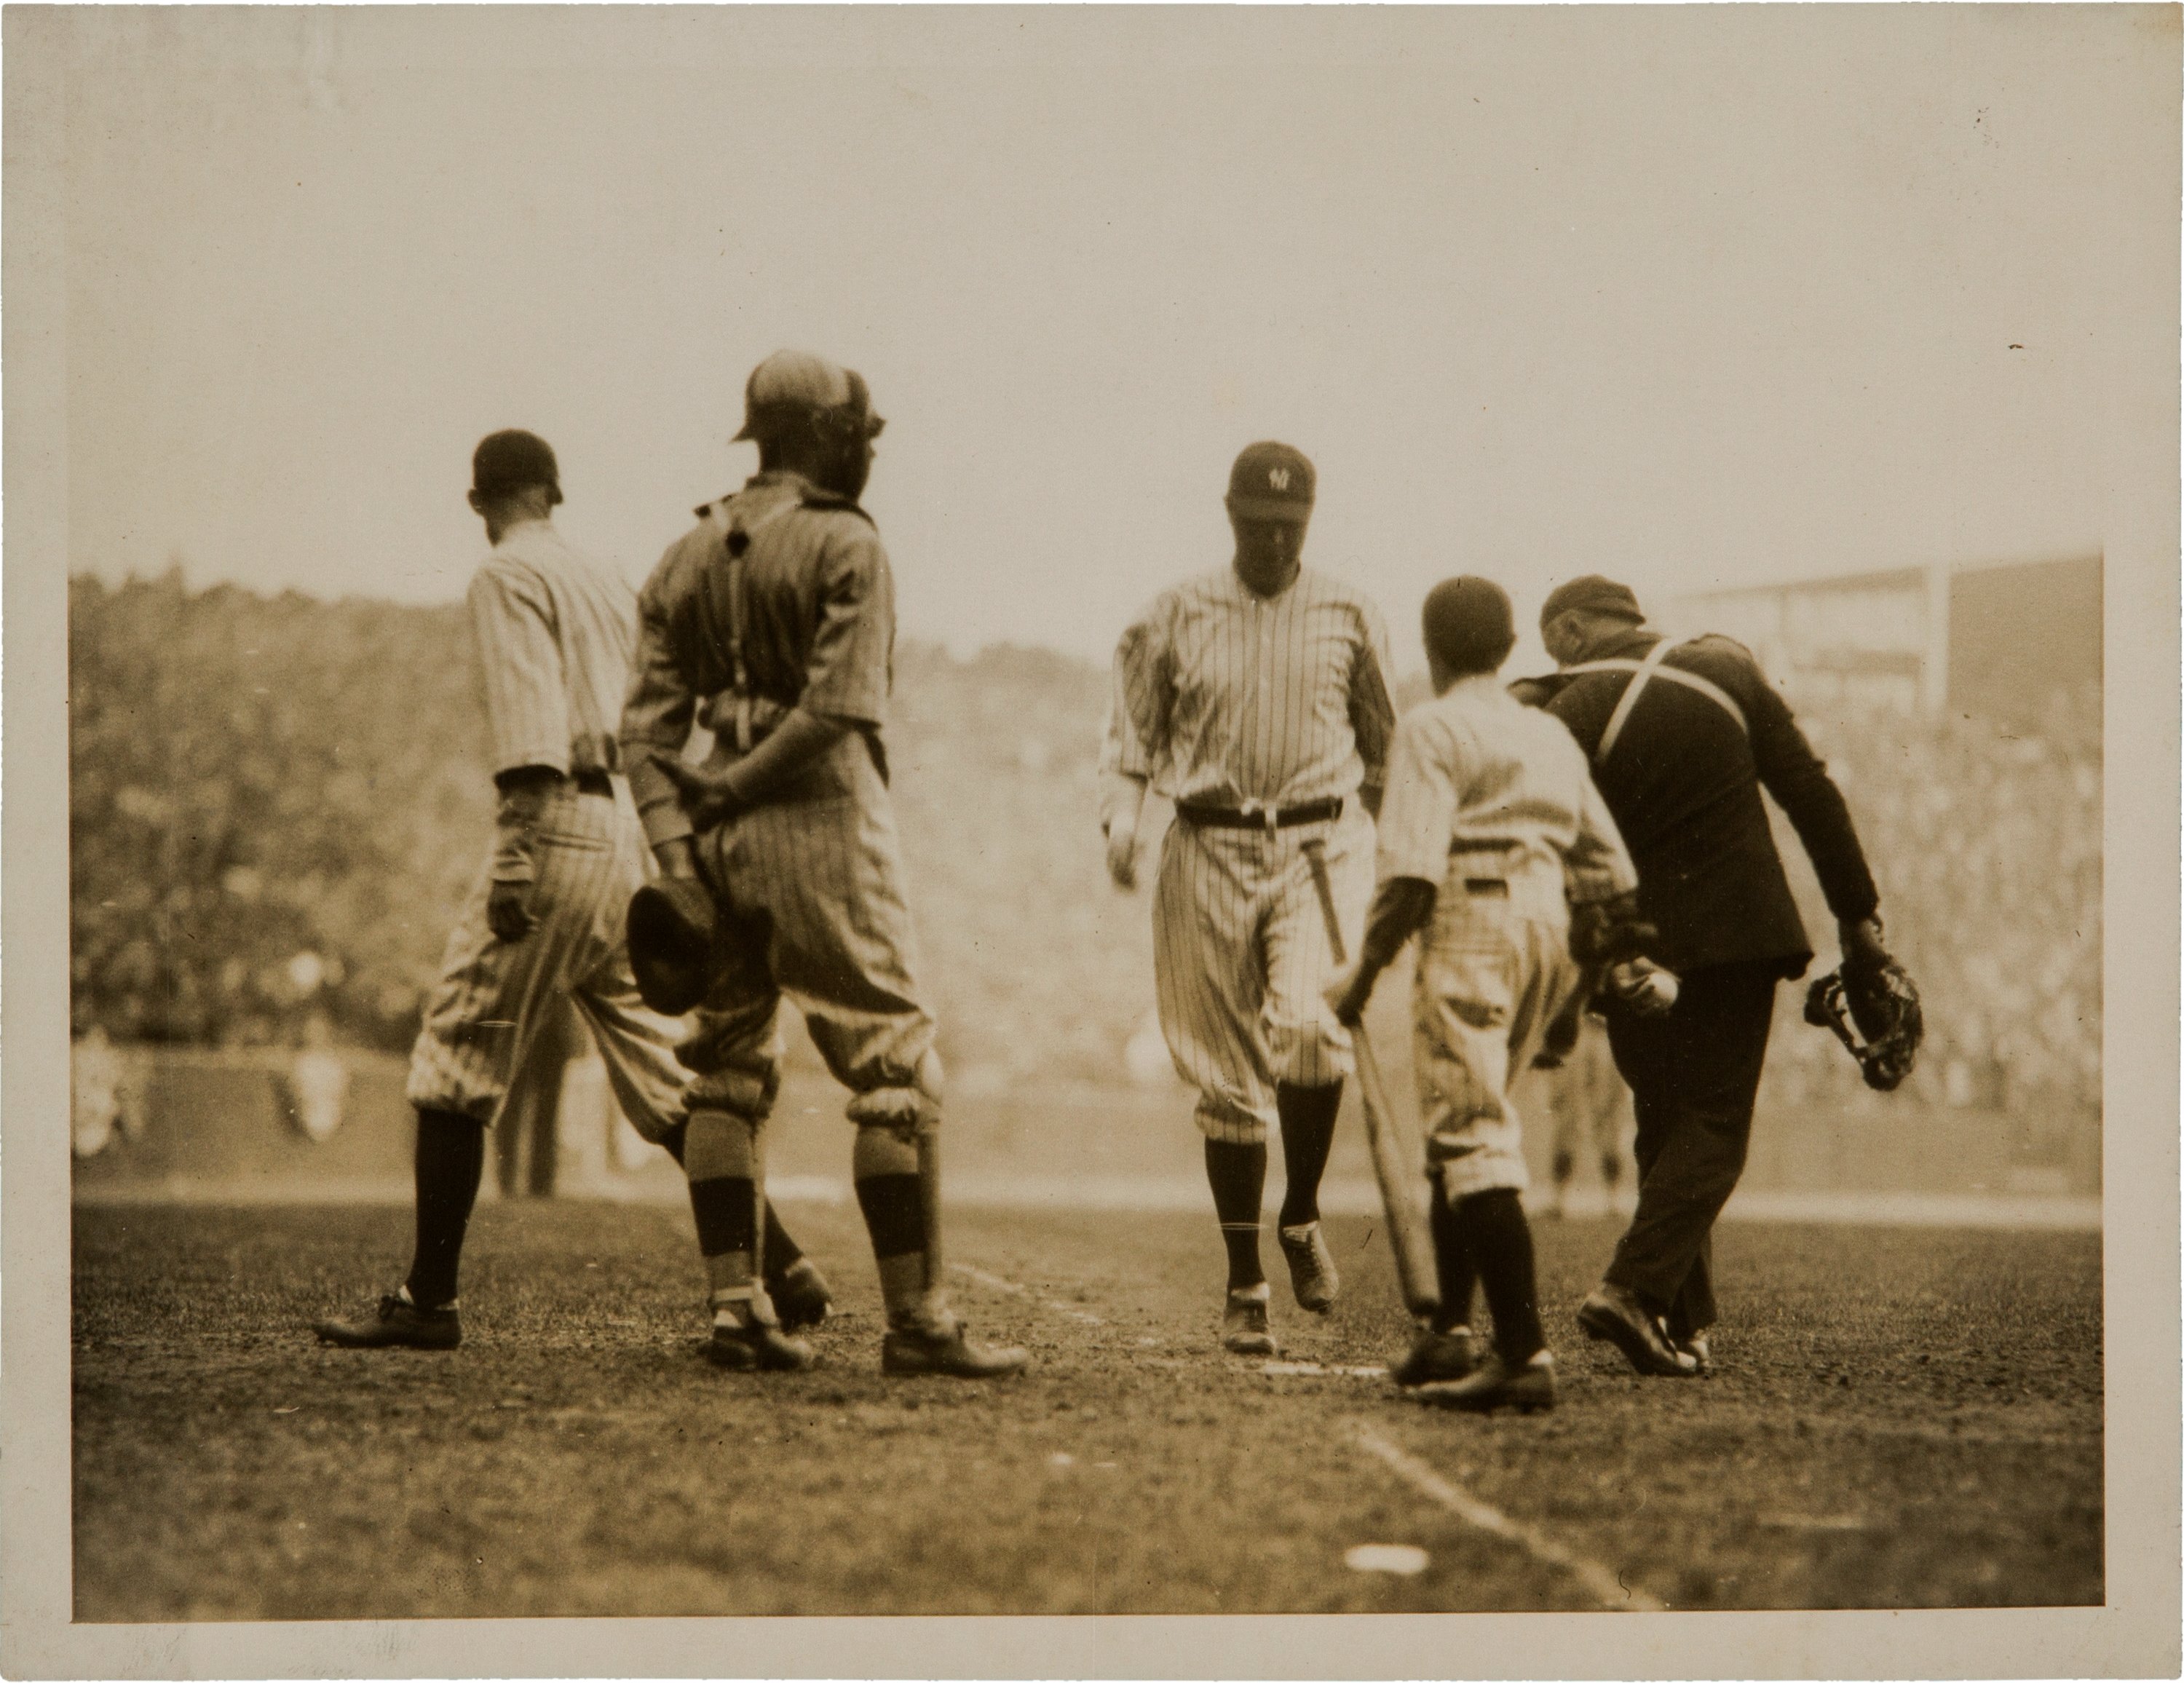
1225, 441, 1315, 520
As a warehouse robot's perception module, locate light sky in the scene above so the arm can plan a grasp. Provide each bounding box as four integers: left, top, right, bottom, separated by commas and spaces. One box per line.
56, 7, 2169, 668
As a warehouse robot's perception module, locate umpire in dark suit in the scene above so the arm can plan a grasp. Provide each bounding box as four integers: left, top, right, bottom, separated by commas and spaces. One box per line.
1532, 577, 1893, 1378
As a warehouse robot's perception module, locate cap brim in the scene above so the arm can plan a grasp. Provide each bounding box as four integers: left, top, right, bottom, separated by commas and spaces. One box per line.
1225, 494, 1313, 521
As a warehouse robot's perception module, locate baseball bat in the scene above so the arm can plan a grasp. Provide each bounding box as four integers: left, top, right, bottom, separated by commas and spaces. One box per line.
1299, 840, 1441, 1325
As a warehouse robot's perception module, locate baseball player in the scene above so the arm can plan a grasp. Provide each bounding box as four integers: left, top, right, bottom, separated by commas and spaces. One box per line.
618, 350, 1027, 1379
1324, 577, 1646, 1413
1101, 442, 1396, 1356
316, 431, 829, 1350
1534, 576, 1893, 1378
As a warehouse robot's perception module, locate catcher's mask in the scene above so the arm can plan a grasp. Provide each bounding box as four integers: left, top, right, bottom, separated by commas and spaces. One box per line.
626, 879, 718, 1016
1803, 959, 1923, 1093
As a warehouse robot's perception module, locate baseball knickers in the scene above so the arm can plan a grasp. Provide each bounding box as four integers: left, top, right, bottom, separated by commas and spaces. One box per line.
1413, 861, 1580, 1200
676, 748, 938, 1122
1152, 804, 1372, 1144
408, 780, 687, 1139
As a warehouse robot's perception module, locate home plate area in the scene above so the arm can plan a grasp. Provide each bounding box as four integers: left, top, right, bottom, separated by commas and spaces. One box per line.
73, 1197, 2101, 1618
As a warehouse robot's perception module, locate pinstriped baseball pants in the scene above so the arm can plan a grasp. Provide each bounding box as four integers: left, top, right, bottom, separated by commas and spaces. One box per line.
1152, 805, 1372, 1145
679, 750, 937, 1118
1412, 864, 1580, 1198
407, 783, 687, 1138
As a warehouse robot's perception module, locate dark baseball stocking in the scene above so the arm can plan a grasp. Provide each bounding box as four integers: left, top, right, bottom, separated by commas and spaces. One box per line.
404, 1106, 486, 1312
1428, 1181, 1480, 1334
1205, 1138, 1269, 1290
1275, 1080, 1342, 1228
1460, 1187, 1546, 1365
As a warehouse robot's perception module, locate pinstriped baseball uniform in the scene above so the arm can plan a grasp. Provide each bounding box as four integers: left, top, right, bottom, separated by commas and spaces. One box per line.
1103, 566, 1396, 1143
407, 519, 688, 1138
620, 471, 935, 1121
1374, 676, 1636, 1197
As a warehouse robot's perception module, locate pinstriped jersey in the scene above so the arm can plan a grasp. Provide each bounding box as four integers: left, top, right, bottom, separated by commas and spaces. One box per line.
467, 520, 635, 780
622, 471, 895, 849
1101, 566, 1396, 809
1376, 674, 1637, 905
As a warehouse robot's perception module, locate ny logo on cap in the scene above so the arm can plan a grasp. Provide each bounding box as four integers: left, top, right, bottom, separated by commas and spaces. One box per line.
1268, 468, 1291, 491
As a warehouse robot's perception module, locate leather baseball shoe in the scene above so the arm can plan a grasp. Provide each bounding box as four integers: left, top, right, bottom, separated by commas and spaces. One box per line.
1415, 1350, 1556, 1414
1577, 1285, 1698, 1377
1277, 1221, 1340, 1313
314, 1292, 461, 1350
881, 1314, 1029, 1378
1220, 1283, 1278, 1356
767, 1257, 834, 1332
705, 1318, 817, 1372
1391, 1326, 1482, 1387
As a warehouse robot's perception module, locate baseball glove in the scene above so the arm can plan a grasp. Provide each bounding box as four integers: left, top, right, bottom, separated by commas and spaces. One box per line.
1568, 891, 1658, 967
626, 877, 718, 1016
1803, 958, 1923, 1092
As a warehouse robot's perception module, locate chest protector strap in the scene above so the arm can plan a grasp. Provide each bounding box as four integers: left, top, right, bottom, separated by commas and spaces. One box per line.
1565, 640, 1749, 767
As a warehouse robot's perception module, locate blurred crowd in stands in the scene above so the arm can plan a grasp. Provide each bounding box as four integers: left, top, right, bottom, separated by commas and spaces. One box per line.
1764, 678, 2100, 1120
70, 574, 2100, 1121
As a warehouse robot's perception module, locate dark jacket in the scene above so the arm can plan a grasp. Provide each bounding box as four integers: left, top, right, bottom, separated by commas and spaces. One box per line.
1539, 628, 1878, 978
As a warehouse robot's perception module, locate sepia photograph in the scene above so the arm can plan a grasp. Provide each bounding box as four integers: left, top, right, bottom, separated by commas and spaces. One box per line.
4, 4, 2177, 1678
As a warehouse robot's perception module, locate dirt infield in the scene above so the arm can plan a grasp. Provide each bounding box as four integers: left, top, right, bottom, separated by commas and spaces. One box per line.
73, 1200, 2102, 1618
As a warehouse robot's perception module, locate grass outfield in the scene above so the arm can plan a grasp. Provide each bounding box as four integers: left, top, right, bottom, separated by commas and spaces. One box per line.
73, 1200, 2101, 1619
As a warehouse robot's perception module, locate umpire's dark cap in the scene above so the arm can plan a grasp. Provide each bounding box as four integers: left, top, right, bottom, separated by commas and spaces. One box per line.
735, 349, 886, 443
1540, 574, 1644, 630
1422, 576, 1517, 677
472, 430, 562, 502
1224, 441, 1315, 521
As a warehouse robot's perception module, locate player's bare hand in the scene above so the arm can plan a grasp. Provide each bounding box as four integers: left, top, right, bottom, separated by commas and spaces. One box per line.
658, 756, 749, 829
486, 879, 537, 943
1104, 822, 1139, 891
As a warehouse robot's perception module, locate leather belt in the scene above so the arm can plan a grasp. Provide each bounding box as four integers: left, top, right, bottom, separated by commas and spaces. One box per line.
571, 769, 615, 798
1174, 796, 1343, 831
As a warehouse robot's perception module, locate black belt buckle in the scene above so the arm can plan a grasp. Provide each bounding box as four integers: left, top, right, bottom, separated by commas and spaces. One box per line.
1238, 798, 1278, 833
573, 769, 614, 798
1463, 877, 1510, 897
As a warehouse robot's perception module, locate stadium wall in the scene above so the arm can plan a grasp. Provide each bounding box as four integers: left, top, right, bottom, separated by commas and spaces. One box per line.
70, 1040, 2100, 1205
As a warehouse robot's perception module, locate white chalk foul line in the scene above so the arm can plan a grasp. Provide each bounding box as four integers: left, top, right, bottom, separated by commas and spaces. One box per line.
950, 1262, 1105, 1326
1349, 1422, 1666, 1612
1263, 1361, 1390, 1379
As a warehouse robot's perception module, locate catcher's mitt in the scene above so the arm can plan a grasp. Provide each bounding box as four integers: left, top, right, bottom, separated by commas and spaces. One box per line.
1803, 959, 1923, 1092
626, 878, 718, 1016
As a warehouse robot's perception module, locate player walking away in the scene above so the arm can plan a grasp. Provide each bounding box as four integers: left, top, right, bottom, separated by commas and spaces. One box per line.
316, 431, 830, 1351
1324, 577, 1648, 1412
1101, 443, 1397, 1358
1533, 576, 1893, 1379
618, 351, 1026, 1379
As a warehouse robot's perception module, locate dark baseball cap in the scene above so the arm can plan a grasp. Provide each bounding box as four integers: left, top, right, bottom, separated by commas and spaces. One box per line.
734, 349, 885, 443
472, 429, 561, 500
1225, 441, 1315, 520
1539, 574, 1644, 630
1422, 576, 1516, 676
